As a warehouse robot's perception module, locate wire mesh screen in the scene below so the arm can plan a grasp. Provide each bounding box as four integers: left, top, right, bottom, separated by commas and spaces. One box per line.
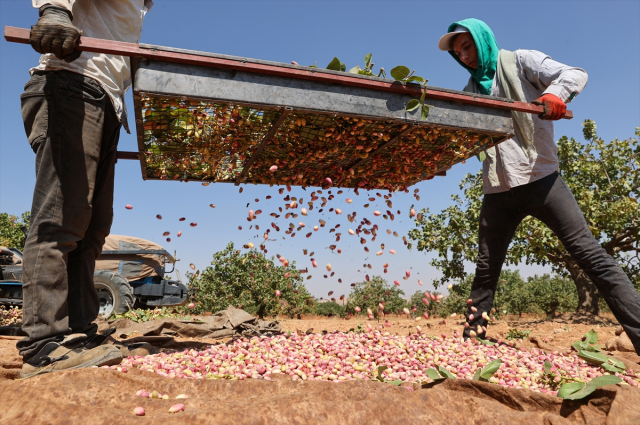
244, 112, 406, 188
365, 127, 496, 189
137, 94, 503, 189
140, 96, 280, 182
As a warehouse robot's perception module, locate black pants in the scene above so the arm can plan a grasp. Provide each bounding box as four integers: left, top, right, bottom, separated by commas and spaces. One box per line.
17, 70, 121, 362
463, 172, 640, 354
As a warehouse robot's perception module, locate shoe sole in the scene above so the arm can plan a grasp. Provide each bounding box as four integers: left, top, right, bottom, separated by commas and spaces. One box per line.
20, 347, 123, 379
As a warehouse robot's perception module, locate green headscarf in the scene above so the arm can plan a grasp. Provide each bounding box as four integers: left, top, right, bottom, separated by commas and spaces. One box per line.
447, 18, 499, 95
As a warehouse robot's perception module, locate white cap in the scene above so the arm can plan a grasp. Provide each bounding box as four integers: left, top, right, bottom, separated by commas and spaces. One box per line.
438, 25, 470, 51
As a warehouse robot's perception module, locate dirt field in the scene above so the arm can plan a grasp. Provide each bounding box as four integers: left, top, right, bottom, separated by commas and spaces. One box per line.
1, 312, 639, 424
277, 312, 620, 349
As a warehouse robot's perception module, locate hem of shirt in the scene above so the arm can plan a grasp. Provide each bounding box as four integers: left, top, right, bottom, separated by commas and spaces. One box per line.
483, 169, 559, 195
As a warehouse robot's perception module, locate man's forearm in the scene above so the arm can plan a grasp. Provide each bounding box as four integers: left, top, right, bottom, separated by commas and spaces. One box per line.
520, 50, 588, 104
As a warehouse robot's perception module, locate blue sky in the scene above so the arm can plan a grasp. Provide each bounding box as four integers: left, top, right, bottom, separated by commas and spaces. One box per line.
1, 1, 638, 299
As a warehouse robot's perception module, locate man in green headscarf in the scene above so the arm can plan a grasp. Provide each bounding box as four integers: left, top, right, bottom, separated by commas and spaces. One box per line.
438, 18, 640, 355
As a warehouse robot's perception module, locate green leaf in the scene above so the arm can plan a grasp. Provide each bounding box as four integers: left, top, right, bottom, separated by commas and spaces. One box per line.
581, 345, 600, 353
406, 76, 424, 84
585, 329, 598, 344
377, 365, 388, 381
480, 359, 501, 380
437, 365, 456, 379
388, 379, 403, 386
364, 53, 372, 68
340, 62, 346, 72
348, 65, 362, 74
585, 375, 623, 389
406, 99, 420, 112
390, 65, 411, 81
544, 361, 553, 374
572, 340, 588, 352
601, 363, 624, 373
578, 350, 608, 365
421, 105, 430, 121
420, 88, 426, 104
472, 368, 482, 381
557, 382, 585, 398
478, 338, 496, 346
563, 375, 622, 400
477, 151, 487, 162
425, 368, 442, 381
326, 57, 342, 71
608, 357, 626, 370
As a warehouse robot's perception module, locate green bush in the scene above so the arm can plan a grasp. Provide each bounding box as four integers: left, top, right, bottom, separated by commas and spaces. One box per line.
438, 270, 580, 319
497, 270, 530, 317
527, 274, 578, 317
408, 289, 444, 318
345, 276, 406, 318
0, 211, 30, 250
407, 271, 523, 319
314, 301, 346, 317
439, 276, 472, 317
184, 242, 313, 319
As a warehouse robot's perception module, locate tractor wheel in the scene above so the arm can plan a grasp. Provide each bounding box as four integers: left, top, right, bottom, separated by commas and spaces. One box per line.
93, 270, 134, 318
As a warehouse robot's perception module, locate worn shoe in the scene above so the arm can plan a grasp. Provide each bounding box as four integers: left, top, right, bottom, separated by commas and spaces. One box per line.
20, 333, 122, 379
85, 328, 155, 357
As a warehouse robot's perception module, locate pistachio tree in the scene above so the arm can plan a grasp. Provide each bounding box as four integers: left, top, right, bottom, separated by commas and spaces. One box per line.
528, 274, 578, 318
408, 288, 444, 318
187, 242, 313, 318
345, 276, 406, 318
408, 121, 639, 314
0, 211, 30, 249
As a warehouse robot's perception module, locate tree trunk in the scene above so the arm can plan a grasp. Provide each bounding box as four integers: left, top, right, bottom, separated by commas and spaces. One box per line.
548, 300, 559, 318
565, 258, 600, 315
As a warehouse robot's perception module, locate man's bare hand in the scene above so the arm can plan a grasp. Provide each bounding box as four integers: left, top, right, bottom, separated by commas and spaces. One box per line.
30, 6, 82, 61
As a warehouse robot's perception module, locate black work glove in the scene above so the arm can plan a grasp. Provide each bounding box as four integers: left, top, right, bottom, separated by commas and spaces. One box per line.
30, 5, 82, 62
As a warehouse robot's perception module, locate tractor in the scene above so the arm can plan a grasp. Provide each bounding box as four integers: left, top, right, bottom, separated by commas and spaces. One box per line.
0, 234, 189, 318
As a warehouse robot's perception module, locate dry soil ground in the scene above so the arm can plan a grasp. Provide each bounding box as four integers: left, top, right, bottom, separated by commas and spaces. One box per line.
1, 312, 639, 424
278, 312, 619, 348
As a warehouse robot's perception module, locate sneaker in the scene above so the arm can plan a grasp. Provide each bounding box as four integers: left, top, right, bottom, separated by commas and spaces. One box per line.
85, 328, 155, 357
20, 333, 122, 379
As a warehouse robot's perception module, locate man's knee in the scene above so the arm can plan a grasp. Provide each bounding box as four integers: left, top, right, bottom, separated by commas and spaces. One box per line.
568, 239, 617, 271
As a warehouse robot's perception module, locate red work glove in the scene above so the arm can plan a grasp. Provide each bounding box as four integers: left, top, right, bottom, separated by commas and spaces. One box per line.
532, 93, 566, 120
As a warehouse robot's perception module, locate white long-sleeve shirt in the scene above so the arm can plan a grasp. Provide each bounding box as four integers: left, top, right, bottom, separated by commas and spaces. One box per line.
481, 49, 588, 194
31, 0, 154, 132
